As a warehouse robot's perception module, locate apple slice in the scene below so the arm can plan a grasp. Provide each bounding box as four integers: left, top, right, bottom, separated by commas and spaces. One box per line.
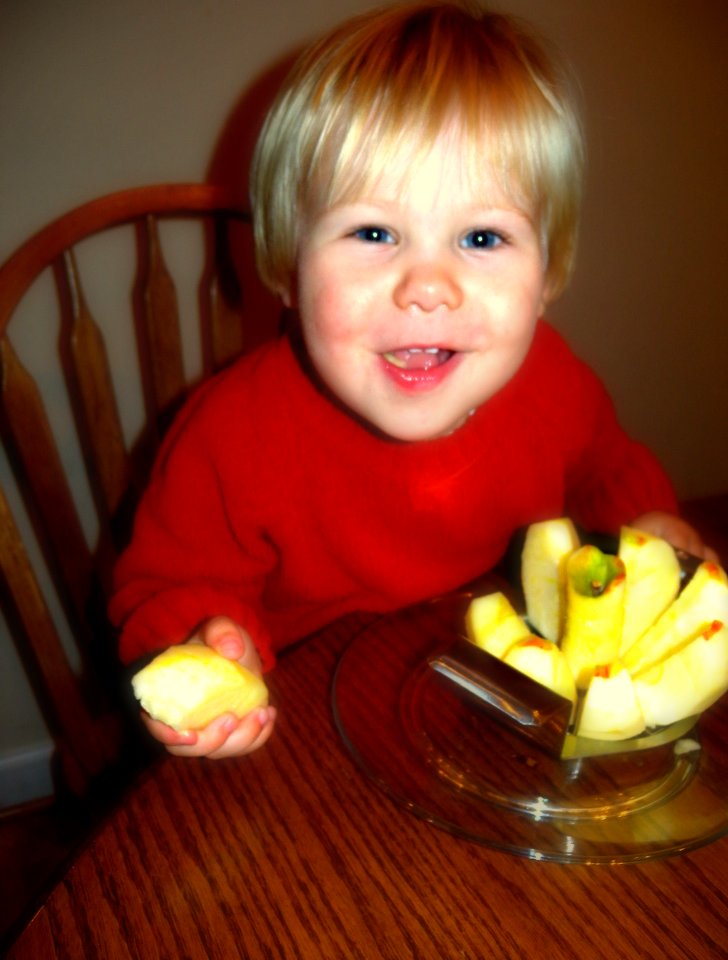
521, 518, 580, 641
132, 643, 269, 731
503, 636, 577, 705
623, 561, 728, 676
465, 591, 531, 659
576, 663, 645, 740
560, 545, 626, 689
618, 526, 681, 655
633, 620, 728, 727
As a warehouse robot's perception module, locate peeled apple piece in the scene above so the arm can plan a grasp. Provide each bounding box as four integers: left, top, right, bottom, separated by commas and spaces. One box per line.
521, 518, 580, 642
633, 621, 728, 727
465, 591, 531, 658
576, 664, 645, 740
560, 545, 626, 690
623, 561, 728, 676
504, 636, 577, 705
618, 526, 681, 656
132, 643, 269, 731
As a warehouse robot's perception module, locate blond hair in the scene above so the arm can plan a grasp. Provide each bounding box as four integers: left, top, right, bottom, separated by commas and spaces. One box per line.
251, 1, 584, 299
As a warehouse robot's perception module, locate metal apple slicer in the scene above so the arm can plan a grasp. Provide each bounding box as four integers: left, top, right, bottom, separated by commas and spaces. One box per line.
428, 637, 698, 760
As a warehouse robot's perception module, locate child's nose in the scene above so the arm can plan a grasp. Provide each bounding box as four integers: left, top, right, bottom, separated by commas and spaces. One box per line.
393, 261, 463, 312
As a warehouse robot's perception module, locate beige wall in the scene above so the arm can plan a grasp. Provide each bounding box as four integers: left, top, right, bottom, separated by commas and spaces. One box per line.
1, 0, 727, 800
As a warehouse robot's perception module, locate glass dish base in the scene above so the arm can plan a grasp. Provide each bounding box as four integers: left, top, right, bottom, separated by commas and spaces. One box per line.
332, 591, 728, 863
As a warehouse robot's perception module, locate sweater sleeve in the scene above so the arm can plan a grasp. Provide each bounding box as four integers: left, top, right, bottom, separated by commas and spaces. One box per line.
109, 381, 277, 669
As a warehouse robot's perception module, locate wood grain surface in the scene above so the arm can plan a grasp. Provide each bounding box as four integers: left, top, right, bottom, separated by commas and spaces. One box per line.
7, 609, 728, 960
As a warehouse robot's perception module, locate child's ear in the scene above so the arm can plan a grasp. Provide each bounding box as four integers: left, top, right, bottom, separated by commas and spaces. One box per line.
275, 274, 298, 310
277, 282, 296, 309
539, 277, 555, 315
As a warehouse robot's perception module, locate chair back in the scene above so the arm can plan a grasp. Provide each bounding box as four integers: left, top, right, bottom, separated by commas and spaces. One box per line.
0, 184, 264, 797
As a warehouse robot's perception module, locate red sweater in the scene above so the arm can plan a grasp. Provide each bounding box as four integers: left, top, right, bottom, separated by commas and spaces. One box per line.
110, 321, 677, 667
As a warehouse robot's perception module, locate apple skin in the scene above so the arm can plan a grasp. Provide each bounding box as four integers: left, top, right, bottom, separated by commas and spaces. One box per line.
576, 663, 645, 740
618, 526, 681, 656
633, 620, 728, 727
465, 591, 531, 659
623, 561, 728, 676
521, 518, 580, 642
560, 546, 626, 690
503, 636, 577, 705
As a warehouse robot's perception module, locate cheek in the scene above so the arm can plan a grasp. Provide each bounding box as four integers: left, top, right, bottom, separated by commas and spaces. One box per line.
302, 276, 369, 347
486, 285, 541, 341
300, 292, 356, 370
506, 270, 547, 329
306, 294, 349, 346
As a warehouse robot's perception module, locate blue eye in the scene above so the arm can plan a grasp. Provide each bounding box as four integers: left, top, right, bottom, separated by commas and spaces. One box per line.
353, 226, 394, 244
461, 229, 504, 250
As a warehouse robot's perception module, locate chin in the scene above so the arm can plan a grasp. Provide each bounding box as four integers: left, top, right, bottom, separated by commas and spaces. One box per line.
370, 415, 468, 443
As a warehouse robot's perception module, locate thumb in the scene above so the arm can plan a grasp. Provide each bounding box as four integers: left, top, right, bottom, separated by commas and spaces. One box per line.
200, 616, 249, 661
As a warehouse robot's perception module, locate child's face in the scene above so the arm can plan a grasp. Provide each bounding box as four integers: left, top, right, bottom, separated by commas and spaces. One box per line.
285, 129, 549, 442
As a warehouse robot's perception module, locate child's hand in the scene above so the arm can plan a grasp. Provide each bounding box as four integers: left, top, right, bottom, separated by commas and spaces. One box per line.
141, 616, 277, 759
142, 705, 276, 759
631, 511, 719, 563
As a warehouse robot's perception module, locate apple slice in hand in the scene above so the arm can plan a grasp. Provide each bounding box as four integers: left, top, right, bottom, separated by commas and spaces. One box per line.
560, 545, 626, 690
623, 561, 728, 676
577, 663, 645, 740
618, 526, 681, 656
465, 591, 531, 659
633, 620, 728, 727
521, 518, 580, 642
132, 643, 268, 731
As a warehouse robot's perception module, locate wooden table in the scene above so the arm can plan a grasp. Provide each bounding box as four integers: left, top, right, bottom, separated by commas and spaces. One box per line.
7, 601, 728, 960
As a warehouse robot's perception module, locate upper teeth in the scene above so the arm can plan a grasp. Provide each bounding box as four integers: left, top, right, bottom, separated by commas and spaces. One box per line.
383, 347, 447, 369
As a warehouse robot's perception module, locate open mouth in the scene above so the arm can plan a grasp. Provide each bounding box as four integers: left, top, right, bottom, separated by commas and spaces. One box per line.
382, 347, 455, 370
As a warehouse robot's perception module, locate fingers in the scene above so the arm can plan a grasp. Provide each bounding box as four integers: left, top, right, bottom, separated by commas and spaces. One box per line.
199, 616, 248, 660
151, 705, 277, 759
141, 711, 199, 747
678, 530, 719, 563
631, 511, 719, 563
197, 617, 262, 674
206, 706, 277, 759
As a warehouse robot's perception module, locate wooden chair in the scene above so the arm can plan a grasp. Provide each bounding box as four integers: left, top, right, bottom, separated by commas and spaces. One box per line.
0, 184, 270, 805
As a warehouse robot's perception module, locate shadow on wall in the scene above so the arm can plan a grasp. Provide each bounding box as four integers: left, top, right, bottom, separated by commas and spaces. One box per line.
206, 51, 300, 354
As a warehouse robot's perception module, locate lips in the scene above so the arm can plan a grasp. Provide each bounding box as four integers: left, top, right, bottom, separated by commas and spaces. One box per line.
382, 347, 454, 370
380, 345, 460, 392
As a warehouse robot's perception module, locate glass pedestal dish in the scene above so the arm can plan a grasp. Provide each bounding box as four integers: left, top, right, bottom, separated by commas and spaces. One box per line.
333, 589, 728, 863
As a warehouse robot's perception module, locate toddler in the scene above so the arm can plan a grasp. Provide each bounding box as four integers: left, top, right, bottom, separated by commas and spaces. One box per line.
110, 1, 713, 758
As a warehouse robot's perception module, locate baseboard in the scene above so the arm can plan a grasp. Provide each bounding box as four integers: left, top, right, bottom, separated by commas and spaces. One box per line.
0, 741, 55, 810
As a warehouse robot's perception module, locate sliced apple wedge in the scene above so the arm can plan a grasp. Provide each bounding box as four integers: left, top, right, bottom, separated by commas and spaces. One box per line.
521, 518, 580, 642
577, 663, 645, 740
461, 522, 728, 747
633, 620, 728, 727
618, 526, 681, 655
465, 591, 531, 659
503, 636, 577, 705
623, 561, 728, 676
560, 545, 626, 689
